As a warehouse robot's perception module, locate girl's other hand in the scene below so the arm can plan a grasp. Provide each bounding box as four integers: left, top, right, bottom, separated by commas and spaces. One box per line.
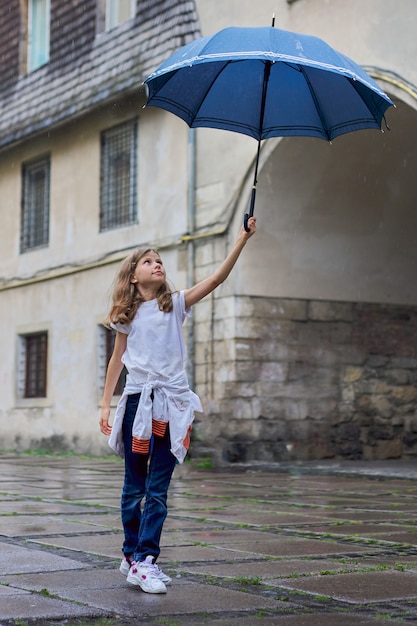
99, 407, 112, 436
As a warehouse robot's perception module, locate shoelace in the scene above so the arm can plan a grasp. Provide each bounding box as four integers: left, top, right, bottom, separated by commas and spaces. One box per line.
131, 560, 160, 579
153, 563, 166, 577
148, 562, 163, 578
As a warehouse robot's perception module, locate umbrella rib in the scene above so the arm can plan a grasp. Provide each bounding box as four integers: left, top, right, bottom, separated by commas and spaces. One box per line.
188, 61, 232, 126
347, 78, 379, 126
298, 66, 332, 141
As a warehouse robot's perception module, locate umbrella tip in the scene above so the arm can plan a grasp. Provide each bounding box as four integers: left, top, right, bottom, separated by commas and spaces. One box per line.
383, 114, 391, 131
271, 13, 275, 27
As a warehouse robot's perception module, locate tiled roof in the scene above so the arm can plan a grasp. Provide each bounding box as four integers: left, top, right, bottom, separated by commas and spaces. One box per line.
0, 0, 200, 150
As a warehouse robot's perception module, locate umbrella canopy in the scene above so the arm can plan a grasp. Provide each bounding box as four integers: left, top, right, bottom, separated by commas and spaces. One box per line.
144, 25, 394, 227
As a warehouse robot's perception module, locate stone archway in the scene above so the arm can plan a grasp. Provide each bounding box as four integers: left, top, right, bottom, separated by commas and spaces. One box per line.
207, 87, 417, 463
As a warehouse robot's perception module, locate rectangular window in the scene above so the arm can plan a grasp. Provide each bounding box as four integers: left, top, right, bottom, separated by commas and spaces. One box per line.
106, 0, 136, 30
20, 156, 50, 253
98, 326, 127, 396
27, 0, 50, 72
21, 332, 48, 398
100, 119, 137, 231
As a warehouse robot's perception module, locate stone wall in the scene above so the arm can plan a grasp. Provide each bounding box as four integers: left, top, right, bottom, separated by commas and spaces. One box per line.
193, 295, 417, 463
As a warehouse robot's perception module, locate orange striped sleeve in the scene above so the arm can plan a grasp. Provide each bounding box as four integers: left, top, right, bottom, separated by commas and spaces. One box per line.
132, 437, 150, 454
152, 420, 168, 438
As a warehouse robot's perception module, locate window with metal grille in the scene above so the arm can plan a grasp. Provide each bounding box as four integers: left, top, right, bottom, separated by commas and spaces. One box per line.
20, 156, 50, 253
22, 332, 48, 398
98, 326, 127, 396
100, 119, 138, 231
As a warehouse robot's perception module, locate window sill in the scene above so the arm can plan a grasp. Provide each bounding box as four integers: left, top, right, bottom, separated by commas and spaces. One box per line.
15, 398, 52, 408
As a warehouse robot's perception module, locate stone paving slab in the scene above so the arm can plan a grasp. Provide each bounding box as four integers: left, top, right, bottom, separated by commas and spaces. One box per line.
60, 512, 123, 529
332, 554, 417, 572
159, 544, 270, 562
2, 567, 130, 592
178, 557, 361, 579
27, 532, 123, 558
79, 581, 282, 621
165, 541, 365, 563
2, 455, 417, 625
0, 541, 86, 575
0, 516, 119, 537
179, 614, 406, 626
0, 585, 29, 597
67, 582, 286, 618
0, 501, 97, 515
76, 498, 120, 506
163, 517, 209, 531
3, 570, 282, 618
178, 528, 295, 544
176, 509, 339, 526
296, 523, 416, 536
193, 537, 368, 557
309, 510, 410, 522
373, 531, 417, 545
279, 570, 417, 603
0, 593, 105, 622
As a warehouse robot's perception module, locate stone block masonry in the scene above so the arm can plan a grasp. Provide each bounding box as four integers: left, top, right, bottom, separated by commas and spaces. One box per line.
193, 295, 417, 463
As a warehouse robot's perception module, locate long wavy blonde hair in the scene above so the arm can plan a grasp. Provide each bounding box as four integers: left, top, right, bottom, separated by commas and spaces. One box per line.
105, 247, 173, 326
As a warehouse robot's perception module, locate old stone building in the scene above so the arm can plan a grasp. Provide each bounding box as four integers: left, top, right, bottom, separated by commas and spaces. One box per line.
0, 0, 201, 453
1, 0, 417, 463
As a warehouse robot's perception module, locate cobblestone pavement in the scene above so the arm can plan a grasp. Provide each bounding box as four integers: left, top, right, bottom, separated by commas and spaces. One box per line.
1, 455, 417, 625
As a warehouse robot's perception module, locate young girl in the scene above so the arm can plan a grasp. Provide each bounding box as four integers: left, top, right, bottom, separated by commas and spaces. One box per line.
99, 217, 256, 594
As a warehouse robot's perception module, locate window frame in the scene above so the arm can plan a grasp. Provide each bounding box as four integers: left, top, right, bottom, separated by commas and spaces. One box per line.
20, 155, 51, 253
18, 331, 48, 399
99, 118, 138, 232
96, 0, 136, 33
27, 0, 51, 73
106, 0, 136, 30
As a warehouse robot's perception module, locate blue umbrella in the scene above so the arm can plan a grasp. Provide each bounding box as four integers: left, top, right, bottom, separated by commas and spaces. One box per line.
145, 22, 394, 230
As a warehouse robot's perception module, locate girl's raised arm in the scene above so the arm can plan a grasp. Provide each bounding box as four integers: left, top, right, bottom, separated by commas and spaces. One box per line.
184, 216, 256, 309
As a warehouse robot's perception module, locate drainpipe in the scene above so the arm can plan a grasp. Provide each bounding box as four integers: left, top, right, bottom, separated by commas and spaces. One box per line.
187, 128, 196, 390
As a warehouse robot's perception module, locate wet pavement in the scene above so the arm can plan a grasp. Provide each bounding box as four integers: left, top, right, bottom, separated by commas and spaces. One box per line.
1, 455, 417, 625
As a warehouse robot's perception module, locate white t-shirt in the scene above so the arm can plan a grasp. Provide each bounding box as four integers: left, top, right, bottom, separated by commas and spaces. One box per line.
111, 290, 189, 383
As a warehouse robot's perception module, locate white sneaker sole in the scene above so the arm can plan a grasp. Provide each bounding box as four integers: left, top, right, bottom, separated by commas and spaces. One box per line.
127, 573, 167, 594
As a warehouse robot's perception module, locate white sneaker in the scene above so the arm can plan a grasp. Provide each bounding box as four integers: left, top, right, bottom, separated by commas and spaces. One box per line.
127, 556, 167, 593
119, 556, 133, 576
153, 562, 172, 585
121, 554, 171, 584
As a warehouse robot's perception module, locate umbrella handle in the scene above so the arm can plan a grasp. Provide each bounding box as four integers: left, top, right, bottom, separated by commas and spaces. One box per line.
244, 214, 250, 232
244, 186, 257, 232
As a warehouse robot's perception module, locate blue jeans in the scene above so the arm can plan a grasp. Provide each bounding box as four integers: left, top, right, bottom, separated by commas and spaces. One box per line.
121, 393, 177, 562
